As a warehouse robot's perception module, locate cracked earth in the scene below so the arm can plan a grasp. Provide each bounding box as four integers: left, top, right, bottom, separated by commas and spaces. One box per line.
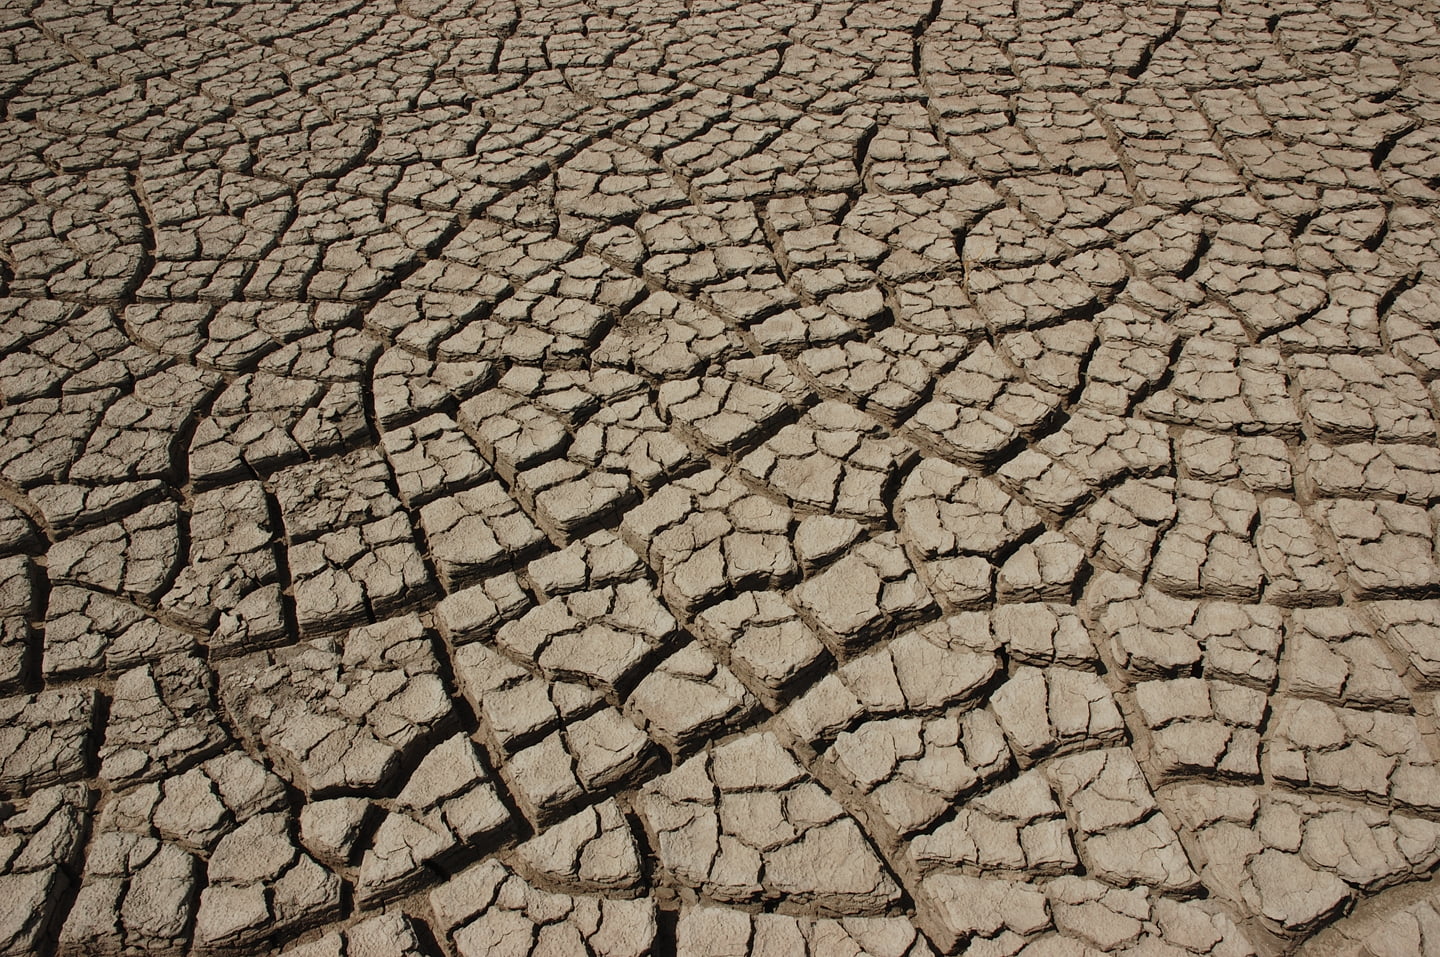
7, 0, 1440, 954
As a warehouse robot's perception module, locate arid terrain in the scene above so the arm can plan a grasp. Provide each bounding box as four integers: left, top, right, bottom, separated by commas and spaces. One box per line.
3, 0, 1440, 954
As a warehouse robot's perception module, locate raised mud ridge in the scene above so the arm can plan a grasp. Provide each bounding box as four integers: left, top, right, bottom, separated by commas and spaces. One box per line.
4, 0, 1440, 954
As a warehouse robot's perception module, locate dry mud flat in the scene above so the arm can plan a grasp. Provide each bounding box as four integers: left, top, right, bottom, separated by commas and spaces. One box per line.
5, 0, 1440, 954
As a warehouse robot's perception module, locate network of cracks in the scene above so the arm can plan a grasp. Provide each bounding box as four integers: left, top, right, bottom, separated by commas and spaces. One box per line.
5, 0, 1440, 954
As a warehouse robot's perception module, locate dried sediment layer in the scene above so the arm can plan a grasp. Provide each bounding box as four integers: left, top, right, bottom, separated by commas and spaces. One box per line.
5, 0, 1440, 954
